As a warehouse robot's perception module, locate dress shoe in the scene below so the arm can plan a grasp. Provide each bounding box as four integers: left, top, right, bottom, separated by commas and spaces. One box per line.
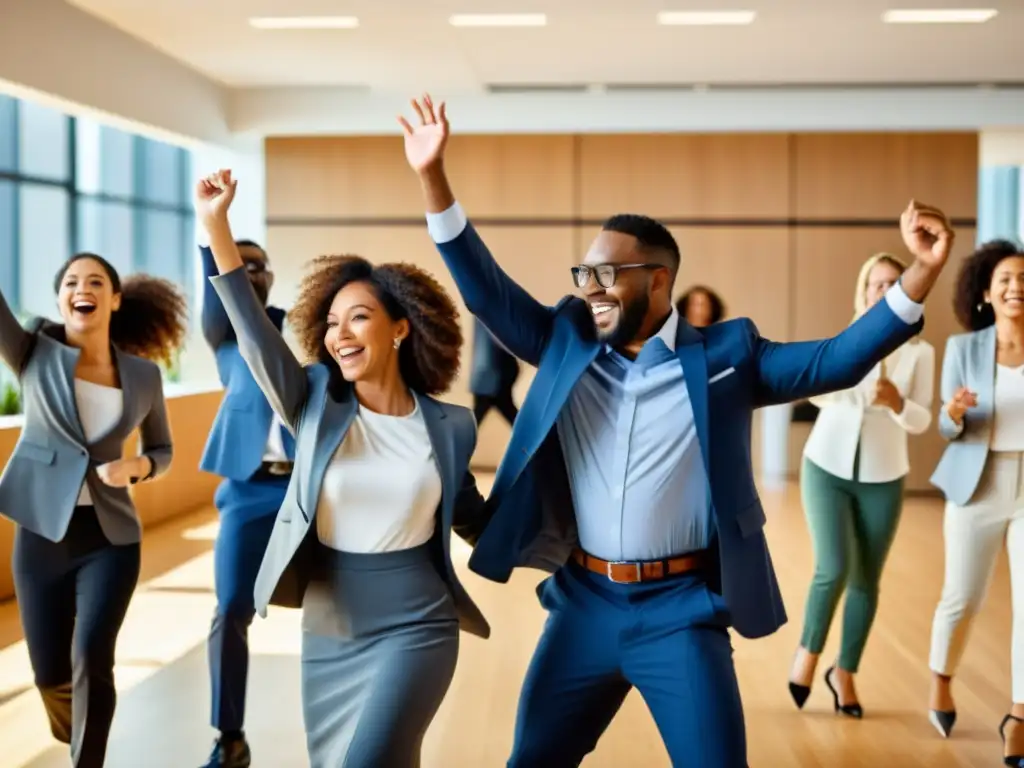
201, 733, 251, 768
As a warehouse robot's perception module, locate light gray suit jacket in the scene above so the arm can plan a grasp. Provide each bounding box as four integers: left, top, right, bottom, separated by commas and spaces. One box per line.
209, 267, 491, 639
931, 325, 997, 506
0, 294, 173, 544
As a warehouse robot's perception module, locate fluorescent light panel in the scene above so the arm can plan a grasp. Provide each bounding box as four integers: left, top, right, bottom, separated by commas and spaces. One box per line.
882, 8, 997, 23
249, 16, 359, 29
657, 10, 756, 25
449, 13, 547, 27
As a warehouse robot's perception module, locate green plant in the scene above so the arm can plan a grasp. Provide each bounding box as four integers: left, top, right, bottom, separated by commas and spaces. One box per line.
0, 381, 21, 416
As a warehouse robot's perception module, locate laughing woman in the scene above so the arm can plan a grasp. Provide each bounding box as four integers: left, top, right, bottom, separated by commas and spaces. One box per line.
929, 240, 1024, 766
195, 170, 490, 768
0, 253, 186, 767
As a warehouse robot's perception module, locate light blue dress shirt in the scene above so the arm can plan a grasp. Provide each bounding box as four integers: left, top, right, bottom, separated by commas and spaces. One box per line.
427, 201, 925, 561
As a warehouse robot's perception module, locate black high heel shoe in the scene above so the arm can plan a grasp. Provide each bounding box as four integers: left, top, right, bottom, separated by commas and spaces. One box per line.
823, 665, 863, 719
998, 713, 1024, 766
788, 681, 811, 710
929, 709, 956, 738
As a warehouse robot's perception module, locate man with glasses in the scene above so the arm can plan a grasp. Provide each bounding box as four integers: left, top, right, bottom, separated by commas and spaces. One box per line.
196, 236, 294, 768
399, 95, 952, 767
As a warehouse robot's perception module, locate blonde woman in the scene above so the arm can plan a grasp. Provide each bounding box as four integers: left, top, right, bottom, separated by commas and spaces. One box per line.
787, 253, 935, 716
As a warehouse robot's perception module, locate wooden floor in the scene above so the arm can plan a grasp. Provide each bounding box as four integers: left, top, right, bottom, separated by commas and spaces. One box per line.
0, 476, 1013, 767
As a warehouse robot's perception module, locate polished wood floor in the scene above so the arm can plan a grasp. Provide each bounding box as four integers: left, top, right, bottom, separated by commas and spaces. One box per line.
0, 476, 1012, 767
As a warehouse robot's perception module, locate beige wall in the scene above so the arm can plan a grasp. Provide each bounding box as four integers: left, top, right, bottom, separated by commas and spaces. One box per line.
265, 132, 979, 490
0, 391, 222, 601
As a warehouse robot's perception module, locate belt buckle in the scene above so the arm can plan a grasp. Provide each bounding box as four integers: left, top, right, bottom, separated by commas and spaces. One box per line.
606, 561, 642, 584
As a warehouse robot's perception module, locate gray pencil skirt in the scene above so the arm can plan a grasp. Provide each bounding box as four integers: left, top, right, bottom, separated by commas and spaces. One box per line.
299, 542, 460, 768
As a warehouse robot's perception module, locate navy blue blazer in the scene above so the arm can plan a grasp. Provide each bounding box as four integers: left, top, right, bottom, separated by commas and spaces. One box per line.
433, 221, 922, 640
198, 246, 294, 481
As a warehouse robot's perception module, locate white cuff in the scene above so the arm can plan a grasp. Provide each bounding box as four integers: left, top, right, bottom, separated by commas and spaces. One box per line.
884, 281, 924, 325
426, 202, 468, 244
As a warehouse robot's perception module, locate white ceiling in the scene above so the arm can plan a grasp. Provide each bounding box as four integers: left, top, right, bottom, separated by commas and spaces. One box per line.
66, 0, 1024, 92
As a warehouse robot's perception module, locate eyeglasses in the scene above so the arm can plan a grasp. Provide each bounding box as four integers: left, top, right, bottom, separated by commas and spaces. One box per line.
244, 260, 269, 275
570, 263, 663, 289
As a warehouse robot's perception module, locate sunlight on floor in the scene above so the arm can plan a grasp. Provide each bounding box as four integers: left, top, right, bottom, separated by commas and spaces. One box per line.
0, 518, 293, 768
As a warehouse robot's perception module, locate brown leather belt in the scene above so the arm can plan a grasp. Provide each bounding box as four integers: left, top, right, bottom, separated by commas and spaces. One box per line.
571, 547, 706, 584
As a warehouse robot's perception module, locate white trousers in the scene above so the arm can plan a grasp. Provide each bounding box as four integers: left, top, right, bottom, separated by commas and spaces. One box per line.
929, 452, 1024, 702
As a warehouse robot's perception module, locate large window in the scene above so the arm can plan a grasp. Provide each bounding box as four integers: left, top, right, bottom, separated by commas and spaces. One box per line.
0, 93, 194, 327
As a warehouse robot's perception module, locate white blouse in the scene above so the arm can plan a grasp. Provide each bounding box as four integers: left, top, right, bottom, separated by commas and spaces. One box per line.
802, 340, 935, 483
315, 401, 442, 553
990, 363, 1024, 452
74, 378, 124, 505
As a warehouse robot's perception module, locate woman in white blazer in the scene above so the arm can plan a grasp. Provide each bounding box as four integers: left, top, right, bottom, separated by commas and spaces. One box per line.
927, 240, 1024, 766
788, 252, 935, 718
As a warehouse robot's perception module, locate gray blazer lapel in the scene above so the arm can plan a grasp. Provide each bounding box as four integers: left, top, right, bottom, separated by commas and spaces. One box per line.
973, 325, 997, 420
56, 342, 87, 447
300, 385, 357, 522
416, 394, 457, 529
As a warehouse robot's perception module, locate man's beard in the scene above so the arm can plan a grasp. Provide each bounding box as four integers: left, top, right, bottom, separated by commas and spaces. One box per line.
596, 293, 649, 349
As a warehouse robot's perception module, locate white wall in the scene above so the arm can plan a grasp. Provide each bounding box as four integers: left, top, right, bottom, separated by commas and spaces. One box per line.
178, 139, 267, 385
0, 0, 228, 146
229, 85, 1024, 136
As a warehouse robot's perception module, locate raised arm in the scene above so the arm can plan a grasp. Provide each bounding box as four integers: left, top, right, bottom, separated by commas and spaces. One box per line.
754, 284, 924, 406
196, 171, 308, 432
756, 200, 952, 406
887, 341, 935, 435
399, 95, 554, 367
0, 287, 34, 376
199, 244, 233, 350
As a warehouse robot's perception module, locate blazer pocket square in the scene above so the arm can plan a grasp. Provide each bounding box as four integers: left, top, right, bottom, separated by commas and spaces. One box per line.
708, 367, 736, 385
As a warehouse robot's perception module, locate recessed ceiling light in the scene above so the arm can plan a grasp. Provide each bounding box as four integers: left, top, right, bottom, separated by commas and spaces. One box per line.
249, 16, 360, 29
882, 8, 997, 23
657, 11, 756, 25
449, 13, 547, 27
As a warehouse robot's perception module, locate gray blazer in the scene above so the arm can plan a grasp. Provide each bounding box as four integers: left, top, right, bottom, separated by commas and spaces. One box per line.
930, 325, 996, 506
0, 294, 173, 545
209, 267, 491, 639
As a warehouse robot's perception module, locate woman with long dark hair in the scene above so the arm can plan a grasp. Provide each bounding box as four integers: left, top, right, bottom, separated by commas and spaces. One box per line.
196, 169, 489, 768
0, 252, 187, 767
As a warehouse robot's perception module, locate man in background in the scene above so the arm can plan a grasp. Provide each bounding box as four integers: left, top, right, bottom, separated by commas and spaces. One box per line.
470, 316, 520, 427
197, 237, 294, 768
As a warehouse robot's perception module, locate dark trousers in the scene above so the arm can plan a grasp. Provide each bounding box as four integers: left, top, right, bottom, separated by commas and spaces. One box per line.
508, 561, 747, 768
12, 506, 140, 768
208, 475, 288, 733
472, 388, 519, 427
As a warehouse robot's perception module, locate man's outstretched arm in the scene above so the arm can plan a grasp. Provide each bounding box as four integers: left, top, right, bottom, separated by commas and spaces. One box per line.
401, 95, 554, 367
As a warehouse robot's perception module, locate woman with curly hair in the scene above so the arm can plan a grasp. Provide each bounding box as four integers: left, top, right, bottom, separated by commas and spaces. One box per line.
788, 252, 934, 718
195, 169, 489, 768
0, 251, 186, 767
928, 239, 1024, 764
675, 284, 726, 328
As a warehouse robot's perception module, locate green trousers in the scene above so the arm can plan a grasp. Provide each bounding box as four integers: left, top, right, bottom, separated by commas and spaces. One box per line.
798, 456, 904, 672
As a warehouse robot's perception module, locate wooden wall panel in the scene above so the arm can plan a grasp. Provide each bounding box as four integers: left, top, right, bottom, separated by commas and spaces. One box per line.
668, 226, 791, 342
578, 134, 792, 219
793, 133, 979, 220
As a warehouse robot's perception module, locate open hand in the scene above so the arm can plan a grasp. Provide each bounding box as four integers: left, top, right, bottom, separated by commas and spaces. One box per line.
194, 169, 237, 226
900, 200, 955, 270
872, 378, 904, 413
96, 457, 149, 488
945, 386, 978, 425
398, 94, 449, 174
